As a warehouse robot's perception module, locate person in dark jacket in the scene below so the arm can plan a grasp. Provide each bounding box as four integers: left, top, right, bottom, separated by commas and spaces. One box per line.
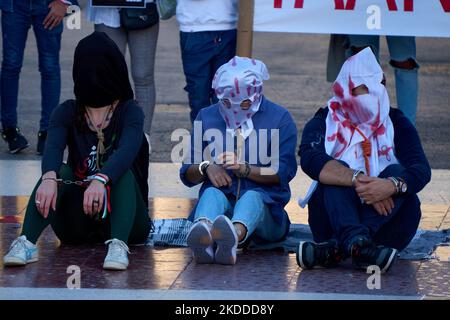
2, 31, 150, 271
297, 48, 431, 273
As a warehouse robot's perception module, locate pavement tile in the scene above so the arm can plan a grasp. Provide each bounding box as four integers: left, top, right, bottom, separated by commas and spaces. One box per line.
416, 261, 450, 298
171, 251, 298, 292
0, 195, 449, 297
291, 259, 421, 296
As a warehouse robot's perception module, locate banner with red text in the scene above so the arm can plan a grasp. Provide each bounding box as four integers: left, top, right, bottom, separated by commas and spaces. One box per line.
254, 0, 450, 37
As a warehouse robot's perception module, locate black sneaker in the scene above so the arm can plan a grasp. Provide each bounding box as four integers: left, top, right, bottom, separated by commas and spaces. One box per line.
296, 240, 342, 269
1, 127, 29, 154
350, 236, 398, 273
37, 131, 47, 155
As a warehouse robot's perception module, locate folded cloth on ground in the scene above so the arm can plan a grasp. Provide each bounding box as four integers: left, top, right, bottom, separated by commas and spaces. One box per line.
146, 218, 192, 247
146, 219, 449, 260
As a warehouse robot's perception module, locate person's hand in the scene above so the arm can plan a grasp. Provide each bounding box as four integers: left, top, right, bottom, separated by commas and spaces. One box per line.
354, 175, 397, 204
35, 178, 58, 219
83, 180, 105, 216
43, 0, 68, 30
372, 197, 395, 216
217, 152, 242, 172
206, 164, 232, 188
353, 173, 367, 189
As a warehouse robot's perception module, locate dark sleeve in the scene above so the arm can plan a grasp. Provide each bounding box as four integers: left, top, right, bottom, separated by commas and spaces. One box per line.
298, 108, 335, 181
392, 110, 432, 194
276, 112, 298, 186
99, 103, 144, 184
41, 101, 72, 175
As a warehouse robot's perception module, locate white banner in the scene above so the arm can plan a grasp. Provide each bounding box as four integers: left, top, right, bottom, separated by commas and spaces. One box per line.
254, 0, 450, 37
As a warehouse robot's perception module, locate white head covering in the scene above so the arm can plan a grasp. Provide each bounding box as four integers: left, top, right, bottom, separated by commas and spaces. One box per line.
212, 56, 270, 138
325, 47, 398, 176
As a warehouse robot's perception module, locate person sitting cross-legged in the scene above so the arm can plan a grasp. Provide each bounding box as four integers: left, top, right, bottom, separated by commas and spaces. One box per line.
180, 56, 298, 265
2, 32, 151, 271
297, 48, 431, 273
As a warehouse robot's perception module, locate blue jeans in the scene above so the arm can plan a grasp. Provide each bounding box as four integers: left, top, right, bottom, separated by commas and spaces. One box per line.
180, 30, 236, 123
308, 164, 421, 254
347, 35, 419, 125
194, 187, 288, 244
1, 0, 62, 131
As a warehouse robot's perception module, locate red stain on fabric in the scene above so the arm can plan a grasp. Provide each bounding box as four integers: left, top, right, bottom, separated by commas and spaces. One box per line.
234, 78, 240, 94
333, 82, 344, 99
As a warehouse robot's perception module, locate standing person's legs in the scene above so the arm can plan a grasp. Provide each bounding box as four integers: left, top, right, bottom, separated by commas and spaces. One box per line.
128, 23, 159, 135
386, 36, 419, 125
31, 11, 63, 133
94, 24, 128, 55
180, 31, 216, 123
346, 35, 380, 58
0, 3, 30, 130
210, 29, 237, 104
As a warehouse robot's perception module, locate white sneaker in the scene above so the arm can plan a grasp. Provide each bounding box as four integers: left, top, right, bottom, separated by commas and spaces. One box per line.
211, 216, 238, 265
103, 239, 130, 271
3, 235, 38, 267
187, 221, 214, 264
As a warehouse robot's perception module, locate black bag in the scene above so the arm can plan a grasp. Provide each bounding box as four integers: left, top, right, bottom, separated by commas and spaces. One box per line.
120, 3, 159, 31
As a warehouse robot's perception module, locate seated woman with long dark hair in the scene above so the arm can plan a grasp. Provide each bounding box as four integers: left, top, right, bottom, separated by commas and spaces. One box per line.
3, 31, 150, 271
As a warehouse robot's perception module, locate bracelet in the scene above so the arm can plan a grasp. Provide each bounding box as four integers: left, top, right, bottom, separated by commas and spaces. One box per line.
351, 170, 364, 186
199, 160, 210, 176
235, 162, 251, 178
387, 177, 400, 195
96, 173, 109, 183
87, 174, 108, 185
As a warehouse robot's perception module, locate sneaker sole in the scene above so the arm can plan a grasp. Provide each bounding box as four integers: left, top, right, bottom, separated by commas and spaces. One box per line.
211, 217, 237, 265
10, 144, 30, 154
187, 223, 214, 264
103, 261, 128, 271
296, 241, 308, 269
381, 249, 398, 273
3, 256, 38, 267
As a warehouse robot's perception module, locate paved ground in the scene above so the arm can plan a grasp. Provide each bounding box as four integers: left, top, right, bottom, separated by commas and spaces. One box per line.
0, 162, 449, 299
0, 0, 449, 168
0, 1, 449, 300
0, 194, 448, 299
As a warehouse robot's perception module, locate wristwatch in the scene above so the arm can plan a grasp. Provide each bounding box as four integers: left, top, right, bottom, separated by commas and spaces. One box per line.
398, 177, 408, 195
388, 177, 408, 195
198, 160, 210, 176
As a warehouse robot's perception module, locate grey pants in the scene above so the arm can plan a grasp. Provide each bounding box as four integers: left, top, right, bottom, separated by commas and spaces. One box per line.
95, 23, 159, 135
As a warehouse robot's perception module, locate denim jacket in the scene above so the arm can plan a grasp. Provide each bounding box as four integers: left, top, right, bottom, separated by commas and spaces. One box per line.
0, 0, 78, 12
